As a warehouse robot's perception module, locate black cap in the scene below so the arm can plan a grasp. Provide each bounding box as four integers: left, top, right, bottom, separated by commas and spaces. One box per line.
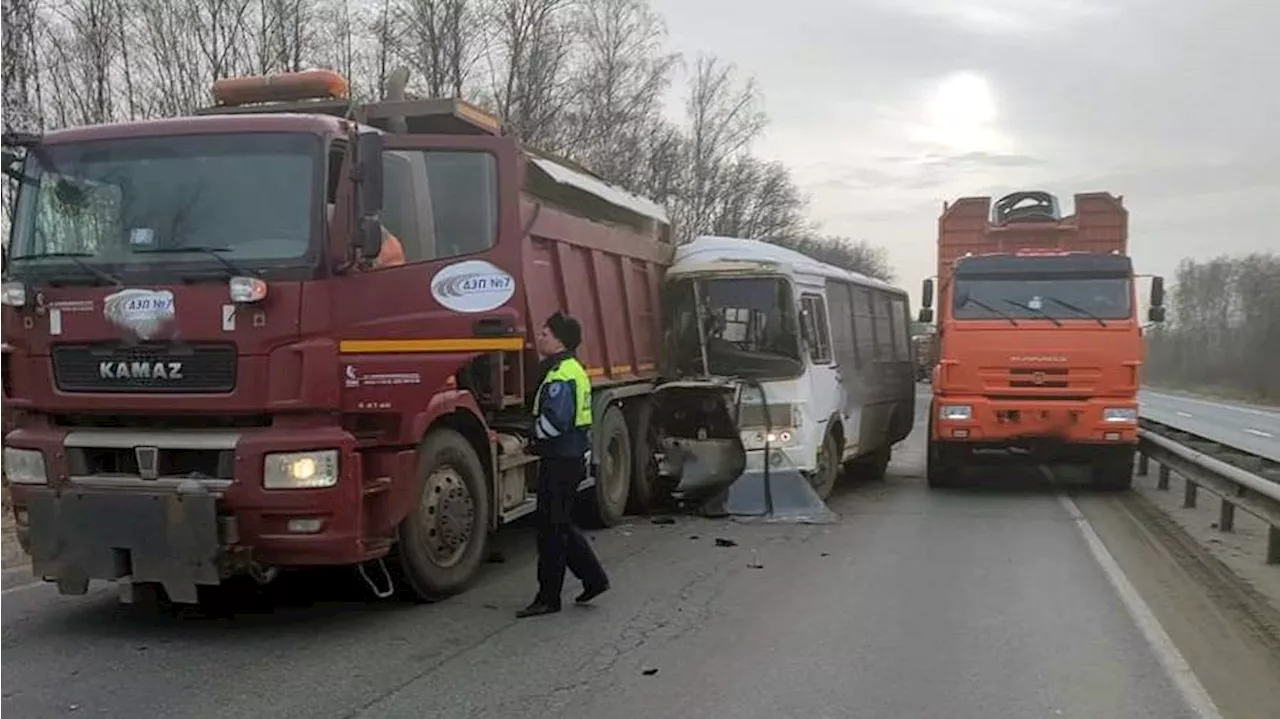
545, 311, 582, 352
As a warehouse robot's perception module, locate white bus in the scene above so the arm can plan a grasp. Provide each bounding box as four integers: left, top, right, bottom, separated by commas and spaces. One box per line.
660, 235, 917, 499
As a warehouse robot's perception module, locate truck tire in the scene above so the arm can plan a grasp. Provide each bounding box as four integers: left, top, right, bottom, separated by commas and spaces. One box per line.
625, 398, 662, 514
392, 428, 491, 601
1093, 447, 1135, 492
926, 435, 960, 489
581, 404, 632, 528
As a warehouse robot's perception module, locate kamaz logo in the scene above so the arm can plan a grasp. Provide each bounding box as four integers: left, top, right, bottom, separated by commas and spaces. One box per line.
98, 361, 184, 380
1010, 356, 1068, 363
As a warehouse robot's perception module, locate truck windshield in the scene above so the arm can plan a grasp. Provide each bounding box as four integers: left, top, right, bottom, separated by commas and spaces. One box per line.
952, 276, 1133, 321
665, 276, 803, 379
6, 132, 318, 281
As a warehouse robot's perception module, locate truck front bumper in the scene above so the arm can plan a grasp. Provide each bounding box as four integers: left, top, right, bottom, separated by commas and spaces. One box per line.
931, 395, 1139, 447
5, 423, 369, 601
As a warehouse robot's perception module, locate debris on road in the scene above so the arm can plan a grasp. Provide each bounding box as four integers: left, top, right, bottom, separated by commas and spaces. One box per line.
641, 668, 659, 676
714, 538, 738, 547
748, 550, 763, 569
651, 516, 676, 525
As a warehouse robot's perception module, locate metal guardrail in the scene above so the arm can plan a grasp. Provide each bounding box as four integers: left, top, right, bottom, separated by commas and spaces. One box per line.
1136, 418, 1280, 565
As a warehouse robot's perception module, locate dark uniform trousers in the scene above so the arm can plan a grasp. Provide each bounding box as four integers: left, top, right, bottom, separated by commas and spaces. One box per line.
535, 456, 608, 607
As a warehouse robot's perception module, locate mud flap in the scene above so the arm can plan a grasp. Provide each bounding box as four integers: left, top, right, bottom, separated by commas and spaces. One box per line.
26, 485, 222, 604
699, 448, 839, 524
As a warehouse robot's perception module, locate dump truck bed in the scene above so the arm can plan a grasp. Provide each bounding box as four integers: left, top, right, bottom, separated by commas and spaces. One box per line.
936, 192, 1128, 282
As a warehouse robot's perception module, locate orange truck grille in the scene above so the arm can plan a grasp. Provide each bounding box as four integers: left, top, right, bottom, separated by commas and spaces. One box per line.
978, 366, 1101, 395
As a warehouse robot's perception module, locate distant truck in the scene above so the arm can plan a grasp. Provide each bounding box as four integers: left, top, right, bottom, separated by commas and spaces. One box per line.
1, 69, 679, 604
916, 191, 1165, 489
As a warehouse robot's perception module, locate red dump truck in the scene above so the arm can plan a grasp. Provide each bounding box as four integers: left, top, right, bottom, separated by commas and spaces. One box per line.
916, 191, 1165, 489
0, 70, 679, 604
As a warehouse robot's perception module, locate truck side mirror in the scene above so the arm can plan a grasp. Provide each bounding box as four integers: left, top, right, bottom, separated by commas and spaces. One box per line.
921, 278, 934, 309
1150, 276, 1164, 308
918, 307, 934, 324
354, 132, 384, 260
1148, 305, 1165, 323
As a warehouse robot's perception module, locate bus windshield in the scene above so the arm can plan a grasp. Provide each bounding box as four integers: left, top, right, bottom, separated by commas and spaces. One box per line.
665, 275, 803, 379
7, 132, 320, 282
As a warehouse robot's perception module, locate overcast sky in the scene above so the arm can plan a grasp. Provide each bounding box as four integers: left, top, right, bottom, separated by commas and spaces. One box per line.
649, 0, 1279, 308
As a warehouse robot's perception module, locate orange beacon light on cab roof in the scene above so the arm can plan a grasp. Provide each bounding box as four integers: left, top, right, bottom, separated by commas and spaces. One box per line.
212, 69, 350, 106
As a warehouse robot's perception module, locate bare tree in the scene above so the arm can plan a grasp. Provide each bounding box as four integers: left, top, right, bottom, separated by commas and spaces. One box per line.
396, 0, 482, 98
562, 0, 676, 188
674, 54, 766, 240
482, 0, 576, 148
3, 0, 43, 133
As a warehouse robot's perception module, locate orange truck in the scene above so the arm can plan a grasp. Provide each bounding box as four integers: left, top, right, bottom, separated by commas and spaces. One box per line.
916, 191, 1165, 489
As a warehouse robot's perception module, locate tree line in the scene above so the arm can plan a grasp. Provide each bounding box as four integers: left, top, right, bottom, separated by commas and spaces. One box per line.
0, 0, 893, 280
1144, 253, 1280, 404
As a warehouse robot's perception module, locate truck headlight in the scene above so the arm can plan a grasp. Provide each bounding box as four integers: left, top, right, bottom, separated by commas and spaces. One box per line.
263, 450, 339, 489
939, 405, 972, 421
1103, 408, 1138, 423
3, 447, 47, 484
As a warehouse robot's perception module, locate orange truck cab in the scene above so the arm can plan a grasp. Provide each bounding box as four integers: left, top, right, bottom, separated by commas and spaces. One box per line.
916, 191, 1165, 489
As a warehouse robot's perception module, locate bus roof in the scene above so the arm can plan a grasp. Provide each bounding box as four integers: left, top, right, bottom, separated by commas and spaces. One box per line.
670, 235, 902, 293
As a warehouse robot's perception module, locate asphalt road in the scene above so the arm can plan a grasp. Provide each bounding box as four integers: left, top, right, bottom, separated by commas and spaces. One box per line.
3, 394, 1258, 719
1140, 390, 1280, 461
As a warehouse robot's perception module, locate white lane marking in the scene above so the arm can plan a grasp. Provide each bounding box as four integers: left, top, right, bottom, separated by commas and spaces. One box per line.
1142, 391, 1280, 419
1243, 428, 1274, 439
1176, 411, 1194, 418
1057, 494, 1223, 719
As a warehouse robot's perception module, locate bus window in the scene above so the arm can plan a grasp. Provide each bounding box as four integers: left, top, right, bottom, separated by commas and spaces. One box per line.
800, 294, 833, 364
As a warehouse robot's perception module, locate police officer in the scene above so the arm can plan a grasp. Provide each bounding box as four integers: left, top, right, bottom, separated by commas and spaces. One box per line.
517, 312, 611, 618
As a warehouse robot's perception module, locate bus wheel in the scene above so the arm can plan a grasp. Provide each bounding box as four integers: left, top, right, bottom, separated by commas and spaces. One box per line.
393, 428, 491, 601
582, 404, 632, 528
626, 398, 662, 514
808, 431, 840, 500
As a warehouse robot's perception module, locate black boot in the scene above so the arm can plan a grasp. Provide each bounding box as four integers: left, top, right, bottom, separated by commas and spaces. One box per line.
575, 581, 610, 605
515, 601, 561, 618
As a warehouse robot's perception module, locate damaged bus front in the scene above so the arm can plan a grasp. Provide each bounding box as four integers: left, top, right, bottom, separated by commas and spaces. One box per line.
649, 236, 916, 521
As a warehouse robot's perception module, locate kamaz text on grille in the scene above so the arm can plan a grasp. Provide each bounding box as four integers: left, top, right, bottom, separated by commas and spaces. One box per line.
98, 361, 185, 380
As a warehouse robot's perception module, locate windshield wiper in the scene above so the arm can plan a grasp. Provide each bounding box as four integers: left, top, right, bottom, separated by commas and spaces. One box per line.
11, 252, 122, 286
958, 295, 1019, 327
134, 246, 255, 277
1002, 299, 1063, 327
1041, 295, 1108, 327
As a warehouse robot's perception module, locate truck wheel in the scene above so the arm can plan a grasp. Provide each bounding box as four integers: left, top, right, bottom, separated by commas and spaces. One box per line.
926, 436, 960, 489
625, 398, 662, 514
1093, 447, 1135, 492
582, 404, 632, 528
808, 431, 840, 500
393, 428, 491, 601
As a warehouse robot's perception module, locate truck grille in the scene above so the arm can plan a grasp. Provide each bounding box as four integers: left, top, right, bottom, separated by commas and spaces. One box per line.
979, 366, 1100, 395
52, 343, 237, 393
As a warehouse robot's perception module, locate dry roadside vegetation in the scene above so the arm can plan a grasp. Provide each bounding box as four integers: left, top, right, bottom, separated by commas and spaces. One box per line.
1145, 254, 1280, 406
